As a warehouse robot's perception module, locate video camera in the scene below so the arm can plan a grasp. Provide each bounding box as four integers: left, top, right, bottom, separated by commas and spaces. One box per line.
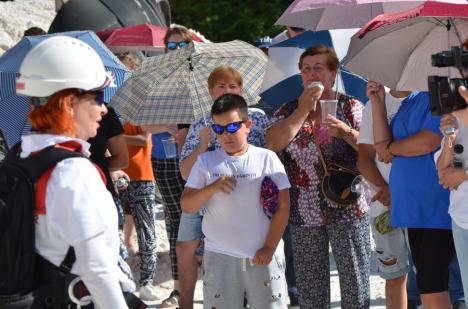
429, 46, 468, 115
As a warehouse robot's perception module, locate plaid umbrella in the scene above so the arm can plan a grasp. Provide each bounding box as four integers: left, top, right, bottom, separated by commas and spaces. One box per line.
0, 31, 131, 148
109, 40, 268, 125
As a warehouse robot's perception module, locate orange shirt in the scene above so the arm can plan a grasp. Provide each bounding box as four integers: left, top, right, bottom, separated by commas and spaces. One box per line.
123, 123, 155, 181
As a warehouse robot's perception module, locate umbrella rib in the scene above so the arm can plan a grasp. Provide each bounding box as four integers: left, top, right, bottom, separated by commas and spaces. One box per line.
188, 56, 207, 126
449, 18, 464, 46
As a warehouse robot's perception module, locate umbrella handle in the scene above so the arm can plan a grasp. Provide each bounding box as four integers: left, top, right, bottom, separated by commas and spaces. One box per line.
335, 67, 341, 100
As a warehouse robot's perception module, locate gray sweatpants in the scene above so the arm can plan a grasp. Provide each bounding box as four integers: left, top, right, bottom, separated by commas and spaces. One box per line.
202, 249, 288, 309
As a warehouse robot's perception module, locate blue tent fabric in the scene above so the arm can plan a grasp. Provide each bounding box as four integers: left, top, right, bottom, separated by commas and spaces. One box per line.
0, 31, 130, 148
273, 30, 334, 49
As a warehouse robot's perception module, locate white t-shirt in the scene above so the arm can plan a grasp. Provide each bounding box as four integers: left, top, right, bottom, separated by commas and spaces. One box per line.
20, 134, 134, 290
434, 121, 468, 230
186, 145, 290, 259
357, 93, 404, 217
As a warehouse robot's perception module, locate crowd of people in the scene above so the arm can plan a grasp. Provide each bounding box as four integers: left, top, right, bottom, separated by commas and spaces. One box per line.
1, 22, 468, 309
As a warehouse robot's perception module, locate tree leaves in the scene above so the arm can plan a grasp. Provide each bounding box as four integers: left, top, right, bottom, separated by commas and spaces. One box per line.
171, 0, 291, 43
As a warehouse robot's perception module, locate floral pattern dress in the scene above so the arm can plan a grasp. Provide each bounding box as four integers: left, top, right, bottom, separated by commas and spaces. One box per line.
269, 94, 368, 227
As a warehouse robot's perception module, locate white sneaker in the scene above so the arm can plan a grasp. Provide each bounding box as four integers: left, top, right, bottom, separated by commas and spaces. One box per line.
139, 283, 161, 301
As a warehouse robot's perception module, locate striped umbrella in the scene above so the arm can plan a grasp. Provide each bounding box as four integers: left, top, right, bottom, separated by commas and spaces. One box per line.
260, 30, 368, 111
0, 31, 131, 148
109, 40, 268, 125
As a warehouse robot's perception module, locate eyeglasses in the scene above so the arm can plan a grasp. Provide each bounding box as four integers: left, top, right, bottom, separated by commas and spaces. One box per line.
166, 41, 189, 50
211, 121, 245, 135
77, 89, 106, 105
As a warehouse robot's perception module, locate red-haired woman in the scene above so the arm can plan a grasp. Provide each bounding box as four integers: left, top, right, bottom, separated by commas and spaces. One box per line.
15, 36, 135, 308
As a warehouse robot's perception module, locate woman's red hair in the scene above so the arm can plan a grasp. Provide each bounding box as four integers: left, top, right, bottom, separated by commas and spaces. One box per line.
28, 89, 77, 136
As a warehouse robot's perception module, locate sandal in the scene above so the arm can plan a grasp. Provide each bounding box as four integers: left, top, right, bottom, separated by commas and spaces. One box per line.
160, 290, 180, 308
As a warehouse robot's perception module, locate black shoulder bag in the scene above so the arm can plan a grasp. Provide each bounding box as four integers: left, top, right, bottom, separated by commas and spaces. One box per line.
311, 122, 361, 207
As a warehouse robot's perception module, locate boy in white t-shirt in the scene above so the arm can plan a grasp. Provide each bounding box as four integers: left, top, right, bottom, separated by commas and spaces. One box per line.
357, 86, 410, 309
180, 94, 291, 309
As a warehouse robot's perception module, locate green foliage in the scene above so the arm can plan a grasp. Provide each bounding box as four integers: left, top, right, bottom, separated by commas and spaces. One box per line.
170, 0, 292, 43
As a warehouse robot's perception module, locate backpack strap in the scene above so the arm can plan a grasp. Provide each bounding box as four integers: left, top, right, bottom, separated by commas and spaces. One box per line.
32, 141, 87, 215
31, 141, 106, 215
58, 247, 76, 277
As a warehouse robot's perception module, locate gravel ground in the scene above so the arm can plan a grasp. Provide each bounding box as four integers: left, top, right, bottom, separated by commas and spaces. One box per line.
129, 204, 387, 308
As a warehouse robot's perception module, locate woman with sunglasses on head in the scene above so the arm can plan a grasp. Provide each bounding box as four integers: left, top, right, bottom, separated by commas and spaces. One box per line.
266, 45, 369, 309
176, 66, 269, 309
147, 25, 194, 308
13, 36, 135, 308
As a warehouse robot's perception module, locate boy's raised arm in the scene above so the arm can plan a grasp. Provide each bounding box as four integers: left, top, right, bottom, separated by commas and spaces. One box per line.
252, 189, 290, 265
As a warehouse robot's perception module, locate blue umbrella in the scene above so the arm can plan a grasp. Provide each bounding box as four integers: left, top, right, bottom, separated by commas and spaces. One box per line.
260, 29, 368, 111
0, 31, 131, 148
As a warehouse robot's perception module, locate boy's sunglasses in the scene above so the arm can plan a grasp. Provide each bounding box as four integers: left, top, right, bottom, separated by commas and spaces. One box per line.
211, 121, 245, 135
166, 41, 189, 50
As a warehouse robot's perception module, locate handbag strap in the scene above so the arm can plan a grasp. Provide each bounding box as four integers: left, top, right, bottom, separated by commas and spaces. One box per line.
308, 115, 330, 176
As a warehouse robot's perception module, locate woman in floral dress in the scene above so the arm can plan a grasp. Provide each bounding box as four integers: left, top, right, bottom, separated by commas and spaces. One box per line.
266, 45, 370, 309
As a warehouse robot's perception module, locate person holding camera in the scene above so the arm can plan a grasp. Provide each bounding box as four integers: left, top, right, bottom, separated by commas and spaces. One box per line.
369, 80, 456, 308
436, 84, 468, 301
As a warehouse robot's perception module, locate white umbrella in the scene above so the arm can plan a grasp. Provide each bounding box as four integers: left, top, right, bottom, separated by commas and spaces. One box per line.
342, 1, 468, 91
276, 0, 466, 31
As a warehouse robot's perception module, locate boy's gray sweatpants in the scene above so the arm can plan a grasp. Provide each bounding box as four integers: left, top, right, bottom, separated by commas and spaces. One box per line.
202, 249, 288, 309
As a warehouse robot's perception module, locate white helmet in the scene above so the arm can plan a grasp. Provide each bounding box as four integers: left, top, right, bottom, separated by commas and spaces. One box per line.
16, 36, 112, 98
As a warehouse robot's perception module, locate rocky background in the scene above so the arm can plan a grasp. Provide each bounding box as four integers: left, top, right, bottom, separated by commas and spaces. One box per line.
0, 0, 55, 54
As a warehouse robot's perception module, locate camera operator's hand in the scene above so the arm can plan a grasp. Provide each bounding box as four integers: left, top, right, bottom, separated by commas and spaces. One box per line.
438, 167, 468, 190
366, 81, 385, 105
439, 114, 459, 140
459, 85, 468, 103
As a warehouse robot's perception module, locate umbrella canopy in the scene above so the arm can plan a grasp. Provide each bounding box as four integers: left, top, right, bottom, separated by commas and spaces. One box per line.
0, 31, 131, 148
99, 23, 204, 53
342, 1, 468, 91
260, 30, 368, 110
275, 0, 466, 31
109, 40, 268, 125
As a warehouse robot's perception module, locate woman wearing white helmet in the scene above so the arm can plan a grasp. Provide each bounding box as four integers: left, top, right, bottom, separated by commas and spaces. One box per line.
16, 36, 136, 308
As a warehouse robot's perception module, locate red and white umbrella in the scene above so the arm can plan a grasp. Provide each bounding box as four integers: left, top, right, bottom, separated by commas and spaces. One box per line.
97, 23, 204, 53
342, 1, 468, 91
276, 0, 466, 31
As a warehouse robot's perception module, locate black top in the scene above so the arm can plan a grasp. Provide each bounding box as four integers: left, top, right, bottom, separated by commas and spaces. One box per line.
88, 107, 124, 195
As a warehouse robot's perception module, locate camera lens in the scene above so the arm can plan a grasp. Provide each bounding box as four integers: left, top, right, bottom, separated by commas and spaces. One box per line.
454, 144, 464, 154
